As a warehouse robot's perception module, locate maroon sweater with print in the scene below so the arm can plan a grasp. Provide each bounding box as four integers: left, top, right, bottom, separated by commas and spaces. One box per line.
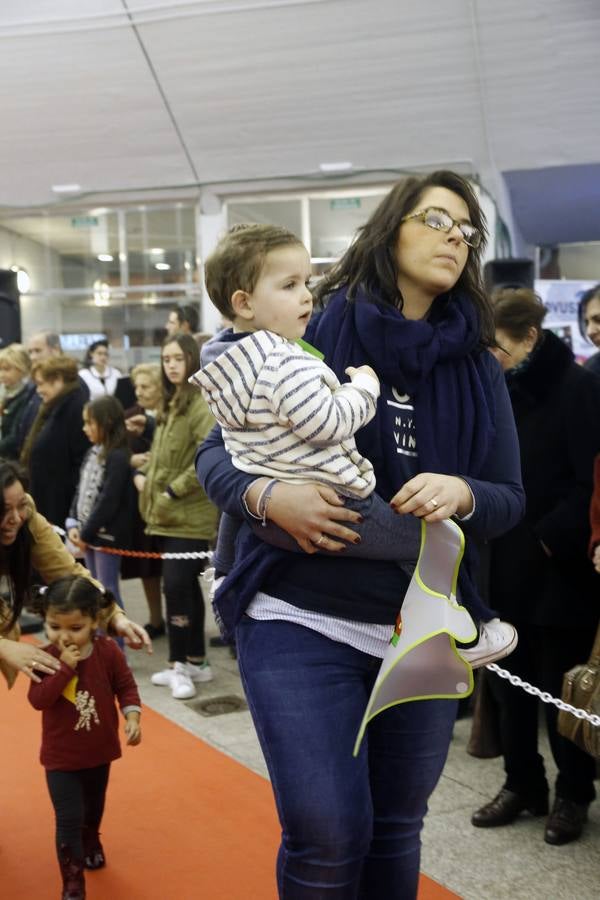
28, 635, 140, 771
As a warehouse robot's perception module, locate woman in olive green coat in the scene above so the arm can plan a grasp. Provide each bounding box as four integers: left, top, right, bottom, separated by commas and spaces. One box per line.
135, 333, 218, 700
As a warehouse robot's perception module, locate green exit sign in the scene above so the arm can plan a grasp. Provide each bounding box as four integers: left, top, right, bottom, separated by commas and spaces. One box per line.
71, 216, 99, 228
330, 197, 361, 210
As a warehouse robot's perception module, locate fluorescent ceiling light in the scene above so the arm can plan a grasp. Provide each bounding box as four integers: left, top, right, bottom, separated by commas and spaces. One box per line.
150, 247, 164, 255
97, 254, 113, 262
155, 262, 171, 271
51, 183, 82, 194
319, 162, 353, 173
11, 266, 31, 293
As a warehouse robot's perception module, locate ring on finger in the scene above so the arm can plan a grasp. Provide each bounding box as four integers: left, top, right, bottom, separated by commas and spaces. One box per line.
429, 498, 439, 509
314, 534, 326, 547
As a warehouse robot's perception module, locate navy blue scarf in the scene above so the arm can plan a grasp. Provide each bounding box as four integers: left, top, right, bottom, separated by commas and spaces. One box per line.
310, 286, 496, 494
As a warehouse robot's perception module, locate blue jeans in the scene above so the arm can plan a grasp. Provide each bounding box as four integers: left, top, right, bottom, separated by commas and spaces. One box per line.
236, 617, 457, 899
84, 549, 124, 610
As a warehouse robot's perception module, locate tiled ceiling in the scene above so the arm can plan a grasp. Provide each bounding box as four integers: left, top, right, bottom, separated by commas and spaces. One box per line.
0, 0, 598, 245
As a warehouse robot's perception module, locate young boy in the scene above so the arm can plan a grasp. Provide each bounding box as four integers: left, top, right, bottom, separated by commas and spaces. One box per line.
191, 224, 517, 667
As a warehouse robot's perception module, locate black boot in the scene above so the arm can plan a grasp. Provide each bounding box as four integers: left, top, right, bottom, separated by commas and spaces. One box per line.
471, 788, 548, 827
58, 845, 86, 900
82, 826, 106, 869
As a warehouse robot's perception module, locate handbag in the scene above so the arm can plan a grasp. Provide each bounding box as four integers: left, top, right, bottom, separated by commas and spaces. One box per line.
467, 668, 502, 759
557, 620, 600, 760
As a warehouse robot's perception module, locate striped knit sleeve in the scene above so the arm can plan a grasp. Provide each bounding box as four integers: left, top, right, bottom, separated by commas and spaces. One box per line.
269, 350, 379, 446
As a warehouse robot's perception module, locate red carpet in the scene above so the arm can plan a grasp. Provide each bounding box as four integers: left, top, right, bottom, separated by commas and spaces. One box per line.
1, 674, 460, 898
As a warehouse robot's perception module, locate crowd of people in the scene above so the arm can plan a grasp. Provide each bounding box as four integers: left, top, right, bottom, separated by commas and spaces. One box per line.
1, 184, 599, 900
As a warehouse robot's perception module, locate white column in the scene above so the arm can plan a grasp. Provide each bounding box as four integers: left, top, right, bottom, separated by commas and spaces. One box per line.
197, 193, 227, 334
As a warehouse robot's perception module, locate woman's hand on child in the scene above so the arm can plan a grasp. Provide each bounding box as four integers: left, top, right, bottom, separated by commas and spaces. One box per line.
259, 481, 363, 554
390, 473, 474, 522
111, 613, 152, 653
133, 473, 147, 493
0, 639, 61, 682
124, 712, 141, 745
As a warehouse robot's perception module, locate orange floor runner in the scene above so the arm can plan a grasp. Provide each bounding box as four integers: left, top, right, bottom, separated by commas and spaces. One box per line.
1, 675, 460, 898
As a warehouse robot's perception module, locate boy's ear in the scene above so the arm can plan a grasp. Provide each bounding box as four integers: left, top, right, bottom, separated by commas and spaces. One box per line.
231, 289, 254, 321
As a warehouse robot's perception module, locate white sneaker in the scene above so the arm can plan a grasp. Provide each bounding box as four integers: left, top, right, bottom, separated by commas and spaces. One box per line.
170, 662, 196, 700
459, 618, 518, 669
185, 660, 213, 683
151, 666, 175, 687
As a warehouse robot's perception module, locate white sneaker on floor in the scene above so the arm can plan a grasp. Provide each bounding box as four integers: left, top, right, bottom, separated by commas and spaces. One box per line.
185, 660, 213, 683
151, 666, 175, 687
459, 618, 518, 669
170, 662, 196, 700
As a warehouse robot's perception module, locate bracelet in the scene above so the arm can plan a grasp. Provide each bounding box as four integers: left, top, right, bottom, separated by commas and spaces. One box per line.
241, 484, 263, 522
256, 478, 278, 527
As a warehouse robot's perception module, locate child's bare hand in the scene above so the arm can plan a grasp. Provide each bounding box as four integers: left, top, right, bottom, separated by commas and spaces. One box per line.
125, 713, 141, 745
345, 365, 378, 382
59, 641, 81, 669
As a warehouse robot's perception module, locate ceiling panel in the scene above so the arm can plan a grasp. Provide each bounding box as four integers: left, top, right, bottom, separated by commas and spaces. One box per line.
0, 0, 598, 246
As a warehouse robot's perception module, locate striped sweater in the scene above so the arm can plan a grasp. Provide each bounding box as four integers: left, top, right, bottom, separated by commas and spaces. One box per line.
190, 329, 380, 498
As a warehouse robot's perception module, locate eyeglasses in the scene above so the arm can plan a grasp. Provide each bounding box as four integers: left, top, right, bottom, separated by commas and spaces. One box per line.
401, 207, 482, 248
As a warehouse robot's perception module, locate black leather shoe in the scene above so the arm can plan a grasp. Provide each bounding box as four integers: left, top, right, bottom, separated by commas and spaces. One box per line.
472, 788, 548, 827
544, 797, 588, 845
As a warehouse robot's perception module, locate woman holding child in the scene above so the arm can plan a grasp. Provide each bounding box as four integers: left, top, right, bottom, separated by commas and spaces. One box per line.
196, 171, 524, 899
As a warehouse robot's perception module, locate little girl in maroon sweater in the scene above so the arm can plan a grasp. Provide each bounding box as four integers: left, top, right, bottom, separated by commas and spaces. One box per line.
28, 575, 141, 900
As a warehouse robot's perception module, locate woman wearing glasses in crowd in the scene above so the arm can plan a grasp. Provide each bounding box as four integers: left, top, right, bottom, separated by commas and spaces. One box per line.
196, 170, 524, 899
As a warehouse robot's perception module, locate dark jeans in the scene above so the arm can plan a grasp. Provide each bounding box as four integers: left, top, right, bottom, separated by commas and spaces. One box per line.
46, 764, 110, 858
236, 617, 457, 899
160, 536, 208, 662
488, 622, 597, 805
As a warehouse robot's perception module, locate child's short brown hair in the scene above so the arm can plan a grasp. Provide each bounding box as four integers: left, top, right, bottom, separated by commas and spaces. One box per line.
204, 224, 304, 320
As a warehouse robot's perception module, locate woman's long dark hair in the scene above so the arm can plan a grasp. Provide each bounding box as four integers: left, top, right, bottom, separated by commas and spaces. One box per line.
0, 460, 32, 629
84, 395, 129, 461
158, 332, 200, 422
83, 339, 108, 368
313, 170, 494, 345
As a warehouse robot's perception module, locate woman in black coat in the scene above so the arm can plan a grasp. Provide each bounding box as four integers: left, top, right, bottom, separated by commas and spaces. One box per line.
472, 288, 600, 845
20, 355, 90, 528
